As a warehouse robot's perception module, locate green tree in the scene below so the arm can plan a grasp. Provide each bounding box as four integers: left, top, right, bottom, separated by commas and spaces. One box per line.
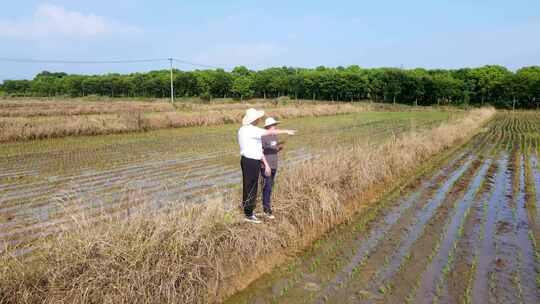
231, 75, 254, 101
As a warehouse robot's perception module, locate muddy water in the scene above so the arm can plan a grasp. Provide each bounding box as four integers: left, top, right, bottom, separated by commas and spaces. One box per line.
311, 155, 464, 303
514, 155, 540, 303
530, 155, 540, 228
442, 176, 494, 304
359, 157, 473, 295
472, 155, 511, 303
226, 113, 540, 304
414, 159, 491, 303
491, 154, 524, 304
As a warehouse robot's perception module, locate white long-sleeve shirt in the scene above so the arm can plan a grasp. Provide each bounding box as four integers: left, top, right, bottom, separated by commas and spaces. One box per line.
238, 124, 266, 160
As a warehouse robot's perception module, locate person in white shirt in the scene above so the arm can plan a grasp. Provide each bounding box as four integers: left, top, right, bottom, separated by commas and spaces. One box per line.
238, 108, 296, 223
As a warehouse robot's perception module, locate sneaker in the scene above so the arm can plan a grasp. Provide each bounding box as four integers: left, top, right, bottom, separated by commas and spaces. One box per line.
263, 213, 275, 219
244, 215, 261, 223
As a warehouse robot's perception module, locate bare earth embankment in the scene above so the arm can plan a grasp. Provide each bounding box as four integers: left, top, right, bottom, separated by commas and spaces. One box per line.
0, 108, 493, 303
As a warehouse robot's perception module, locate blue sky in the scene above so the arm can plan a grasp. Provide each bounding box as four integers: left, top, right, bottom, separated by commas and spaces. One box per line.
1, 0, 539, 80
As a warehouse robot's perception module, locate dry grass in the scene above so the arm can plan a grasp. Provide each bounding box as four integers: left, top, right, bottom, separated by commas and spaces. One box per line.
0, 103, 376, 142
0, 99, 175, 117
0, 97, 429, 118
143, 103, 370, 128
0, 108, 495, 304
0, 97, 458, 142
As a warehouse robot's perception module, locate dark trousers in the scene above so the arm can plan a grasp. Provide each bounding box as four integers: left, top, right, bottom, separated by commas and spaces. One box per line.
261, 168, 277, 214
241, 156, 260, 217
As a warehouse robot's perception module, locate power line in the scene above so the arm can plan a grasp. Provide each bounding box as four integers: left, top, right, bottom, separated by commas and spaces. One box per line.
0, 57, 226, 69
171, 58, 223, 69
0, 57, 169, 64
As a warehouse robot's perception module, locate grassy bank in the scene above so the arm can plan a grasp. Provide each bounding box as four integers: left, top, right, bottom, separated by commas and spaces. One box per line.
0, 108, 494, 303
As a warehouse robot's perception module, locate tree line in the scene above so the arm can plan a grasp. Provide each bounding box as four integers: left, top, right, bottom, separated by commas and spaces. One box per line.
1, 65, 539, 108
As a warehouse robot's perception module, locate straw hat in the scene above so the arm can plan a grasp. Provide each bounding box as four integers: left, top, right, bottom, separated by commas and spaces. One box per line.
242, 108, 265, 125
264, 117, 280, 127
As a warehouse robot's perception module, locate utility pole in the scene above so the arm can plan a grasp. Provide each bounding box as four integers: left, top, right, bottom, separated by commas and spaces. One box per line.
169, 58, 174, 103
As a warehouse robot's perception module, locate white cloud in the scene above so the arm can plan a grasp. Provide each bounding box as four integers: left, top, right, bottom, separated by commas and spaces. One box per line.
0, 4, 139, 39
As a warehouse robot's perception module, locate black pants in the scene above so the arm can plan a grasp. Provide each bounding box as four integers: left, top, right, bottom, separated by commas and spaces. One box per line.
241, 156, 261, 217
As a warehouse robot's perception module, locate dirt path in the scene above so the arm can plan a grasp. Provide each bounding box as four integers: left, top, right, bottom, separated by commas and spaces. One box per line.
226, 112, 540, 304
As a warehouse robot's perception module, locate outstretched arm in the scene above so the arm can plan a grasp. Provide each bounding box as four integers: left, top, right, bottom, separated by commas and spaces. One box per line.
263, 129, 296, 136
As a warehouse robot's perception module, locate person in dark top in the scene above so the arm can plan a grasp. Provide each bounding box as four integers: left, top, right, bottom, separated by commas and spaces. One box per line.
260, 117, 283, 219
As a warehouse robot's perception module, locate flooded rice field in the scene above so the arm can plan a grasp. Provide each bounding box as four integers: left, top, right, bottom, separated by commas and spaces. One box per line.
226, 112, 540, 304
0, 111, 448, 254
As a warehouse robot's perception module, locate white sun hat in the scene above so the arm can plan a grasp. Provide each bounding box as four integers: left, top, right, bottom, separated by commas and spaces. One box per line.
242, 108, 265, 125
264, 117, 280, 127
